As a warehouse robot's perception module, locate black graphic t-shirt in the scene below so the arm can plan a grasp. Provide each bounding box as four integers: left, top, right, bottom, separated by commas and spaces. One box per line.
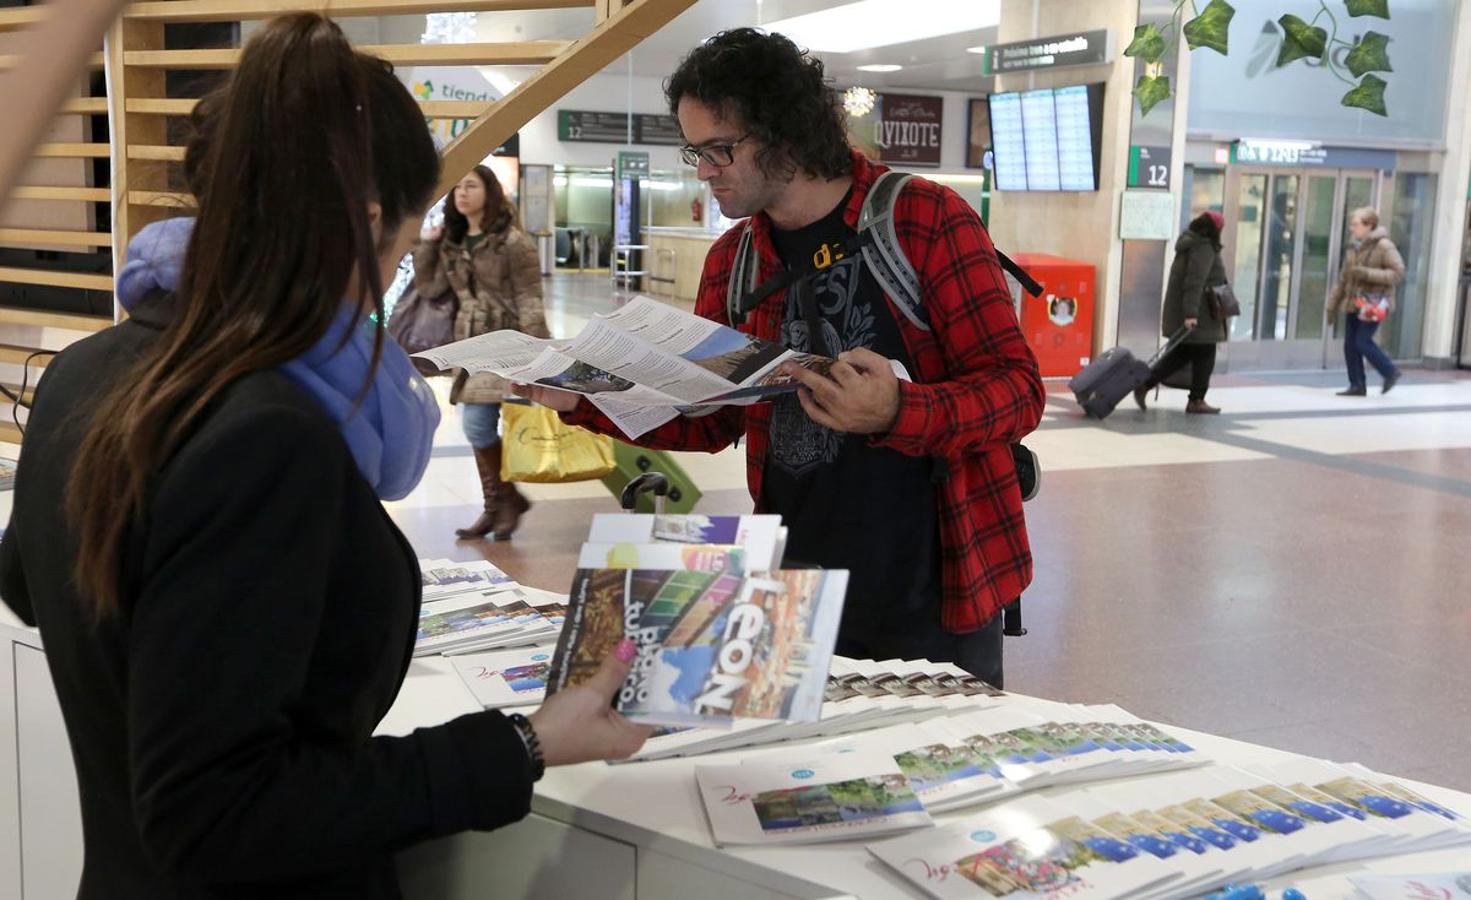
762, 192, 942, 647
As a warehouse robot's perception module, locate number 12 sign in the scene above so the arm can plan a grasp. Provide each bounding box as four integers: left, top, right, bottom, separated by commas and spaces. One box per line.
1128, 145, 1172, 190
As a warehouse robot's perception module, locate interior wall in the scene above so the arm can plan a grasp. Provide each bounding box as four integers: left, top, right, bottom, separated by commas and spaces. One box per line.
987, 0, 1139, 352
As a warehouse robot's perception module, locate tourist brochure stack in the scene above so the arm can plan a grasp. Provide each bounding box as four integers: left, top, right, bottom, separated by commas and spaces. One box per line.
1349, 872, 1471, 898
692, 696, 1210, 847
865, 760, 1471, 899
579, 513, 787, 574
446, 645, 555, 710
414, 559, 563, 656
412, 294, 907, 439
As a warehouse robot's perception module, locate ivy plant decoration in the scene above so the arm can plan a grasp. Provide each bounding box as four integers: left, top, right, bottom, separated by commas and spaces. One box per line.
1124, 0, 1394, 117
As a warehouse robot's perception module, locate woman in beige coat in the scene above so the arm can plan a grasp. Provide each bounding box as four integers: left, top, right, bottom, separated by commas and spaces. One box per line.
414, 165, 550, 539
1328, 207, 1404, 396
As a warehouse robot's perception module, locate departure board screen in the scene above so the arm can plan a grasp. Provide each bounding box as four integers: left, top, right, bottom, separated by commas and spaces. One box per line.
987, 82, 1104, 191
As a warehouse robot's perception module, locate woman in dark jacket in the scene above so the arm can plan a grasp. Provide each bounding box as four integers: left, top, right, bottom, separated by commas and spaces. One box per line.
1135, 210, 1230, 414
0, 16, 646, 899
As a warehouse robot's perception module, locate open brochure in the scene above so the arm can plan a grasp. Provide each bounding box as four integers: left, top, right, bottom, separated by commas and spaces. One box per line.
546, 567, 847, 729
582, 513, 787, 574
411, 295, 906, 440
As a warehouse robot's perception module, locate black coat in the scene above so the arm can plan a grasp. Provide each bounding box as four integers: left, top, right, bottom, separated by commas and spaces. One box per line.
1163, 230, 1229, 345
0, 295, 532, 899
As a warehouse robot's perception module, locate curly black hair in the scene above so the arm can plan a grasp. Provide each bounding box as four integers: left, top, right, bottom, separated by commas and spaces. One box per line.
665, 28, 852, 181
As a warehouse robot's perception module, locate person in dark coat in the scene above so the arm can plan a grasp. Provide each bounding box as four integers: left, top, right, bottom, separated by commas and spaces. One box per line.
0, 16, 647, 900
1136, 210, 1230, 415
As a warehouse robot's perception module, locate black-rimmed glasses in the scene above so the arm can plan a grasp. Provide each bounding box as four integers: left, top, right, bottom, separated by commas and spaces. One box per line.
679, 135, 751, 168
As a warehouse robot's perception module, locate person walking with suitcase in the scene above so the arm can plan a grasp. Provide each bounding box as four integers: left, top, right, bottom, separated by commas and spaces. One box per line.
1135, 211, 1230, 415
518, 29, 1044, 686
1328, 207, 1403, 396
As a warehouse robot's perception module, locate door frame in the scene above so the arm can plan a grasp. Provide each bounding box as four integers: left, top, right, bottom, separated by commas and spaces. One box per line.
1220, 165, 1383, 371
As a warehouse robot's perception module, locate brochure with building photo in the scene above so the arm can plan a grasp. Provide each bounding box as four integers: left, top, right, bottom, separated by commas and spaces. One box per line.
586, 513, 786, 573
418, 558, 519, 601
867, 796, 1180, 900
547, 567, 847, 728
576, 542, 747, 575
415, 591, 555, 657
809, 722, 1006, 812
449, 646, 555, 709
412, 295, 840, 439
696, 750, 931, 846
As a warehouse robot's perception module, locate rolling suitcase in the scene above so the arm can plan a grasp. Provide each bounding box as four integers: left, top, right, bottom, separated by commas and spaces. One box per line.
599, 442, 703, 514
1068, 327, 1189, 419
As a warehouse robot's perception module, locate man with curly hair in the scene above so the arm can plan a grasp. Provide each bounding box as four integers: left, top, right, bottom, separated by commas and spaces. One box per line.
527, 29, 1044, 685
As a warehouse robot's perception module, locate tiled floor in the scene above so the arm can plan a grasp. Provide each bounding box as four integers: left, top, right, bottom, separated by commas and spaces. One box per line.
389, 273, 1471, 792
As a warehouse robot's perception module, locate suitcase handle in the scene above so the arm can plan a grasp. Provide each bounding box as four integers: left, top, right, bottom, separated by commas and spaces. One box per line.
1146, 326, 1193, 368
621, 472, 669, 513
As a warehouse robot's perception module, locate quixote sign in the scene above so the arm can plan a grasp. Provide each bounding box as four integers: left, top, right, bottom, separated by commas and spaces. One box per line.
870, 93, 944, 167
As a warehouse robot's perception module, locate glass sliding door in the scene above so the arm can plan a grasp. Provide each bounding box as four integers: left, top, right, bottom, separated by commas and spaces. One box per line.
1229, 173, 1268, 342
1258, 174, 1300, 341
1294, 175, 1338, 343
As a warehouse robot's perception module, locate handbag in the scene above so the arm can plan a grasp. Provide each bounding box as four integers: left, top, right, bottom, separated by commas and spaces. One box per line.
1206, 282, 1241, 320
499, 401, 617, 484
1353, 295, 1390, 323
386, 284, 458, 372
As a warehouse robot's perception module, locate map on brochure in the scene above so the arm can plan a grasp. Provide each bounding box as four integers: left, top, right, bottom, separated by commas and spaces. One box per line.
696, 749, 931, 846
546, 567, 847, 728
411, 296, 836, 438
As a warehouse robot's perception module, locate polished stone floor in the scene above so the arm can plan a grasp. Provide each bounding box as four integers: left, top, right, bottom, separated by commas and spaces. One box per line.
386, 272, 1471, 793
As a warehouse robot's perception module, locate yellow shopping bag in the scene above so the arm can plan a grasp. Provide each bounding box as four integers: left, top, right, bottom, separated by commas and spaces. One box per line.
499, 401, 617, 483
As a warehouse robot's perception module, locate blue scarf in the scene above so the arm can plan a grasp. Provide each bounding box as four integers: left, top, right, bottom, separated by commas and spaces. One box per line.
115, 217, 440, 501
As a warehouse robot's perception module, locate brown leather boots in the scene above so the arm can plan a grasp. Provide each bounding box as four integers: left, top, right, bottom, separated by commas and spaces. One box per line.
456, 443, 532, 540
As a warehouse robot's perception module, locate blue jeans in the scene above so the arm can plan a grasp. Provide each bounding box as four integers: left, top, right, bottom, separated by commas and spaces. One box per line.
460, 402, 501, 449
1343, 314, 1397, 388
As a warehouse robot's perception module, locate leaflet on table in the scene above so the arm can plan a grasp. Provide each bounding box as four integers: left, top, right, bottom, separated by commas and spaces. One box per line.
801, 722, 1007, 812
696, 749, 932, 846
868, 795, 1181, 900
546, 567, 847, 728
450, 646, 556, 709
415, 591, 555, 657
1350, 872, 1471, 899
418, 557, 519, 600
576, 543, 749, 575
587, 514, 786, 572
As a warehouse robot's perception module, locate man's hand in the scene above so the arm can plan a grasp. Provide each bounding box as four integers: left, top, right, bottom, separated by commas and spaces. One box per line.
511, 383, 581, 413
1184, 318, 1199, 330
783, 347, 902, 435
420, 224, 444, 242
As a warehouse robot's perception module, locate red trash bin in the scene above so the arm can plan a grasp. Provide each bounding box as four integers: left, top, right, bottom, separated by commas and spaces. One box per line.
1009, 253, 1095, 379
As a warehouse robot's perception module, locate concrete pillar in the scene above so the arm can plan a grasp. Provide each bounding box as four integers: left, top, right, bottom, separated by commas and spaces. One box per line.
1420, 0, 1471, 366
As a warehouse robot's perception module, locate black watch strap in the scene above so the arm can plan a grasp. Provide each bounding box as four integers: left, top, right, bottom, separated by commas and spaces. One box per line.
507, 712, 545, 782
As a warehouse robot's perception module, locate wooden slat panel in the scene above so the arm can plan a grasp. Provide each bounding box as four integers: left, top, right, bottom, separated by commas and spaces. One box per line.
0, 229, 113, 249
126, 145, 186, 162
0, 345, 54, 368
0, 306, 113, 330
419, 100, 495, 119
438, 0, 697, 197
9, 186, 111, 202
59, 98, 110, 115
0, 51, 105, 70
0, 7, 47, 32
0, 269, 115, 292
125, 98, 195, 114
0, 383, 37, 405
125, 0, 593, 22
0, 421, 21, 444
124, 41, 570, 70
33, 143, 111, 159
129, 190, 197, 208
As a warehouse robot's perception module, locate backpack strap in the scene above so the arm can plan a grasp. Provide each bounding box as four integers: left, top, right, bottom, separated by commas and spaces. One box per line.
725, 223, 761, 327
857, 171, 930, 332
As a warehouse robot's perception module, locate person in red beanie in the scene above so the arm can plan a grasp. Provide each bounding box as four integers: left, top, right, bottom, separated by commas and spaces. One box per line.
1136, 210, 1230, 414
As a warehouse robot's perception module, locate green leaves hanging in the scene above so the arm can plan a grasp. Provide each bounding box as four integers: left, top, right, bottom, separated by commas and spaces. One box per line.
1123, 24, 1167, 64
1344, 31, 1393, 78
1276, 14, 1328, 66
1133, 74, 1172, 116
1342, 73, 1389, 115
1183, 0, 1236, 55
1345, 0, 1391, 18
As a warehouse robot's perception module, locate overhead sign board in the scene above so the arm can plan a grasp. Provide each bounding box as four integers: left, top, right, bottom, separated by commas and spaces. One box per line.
982, 30, 1112, 75
558, 110, 683, 146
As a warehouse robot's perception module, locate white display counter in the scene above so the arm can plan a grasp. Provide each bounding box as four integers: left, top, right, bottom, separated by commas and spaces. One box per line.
4, 621, 1470, 899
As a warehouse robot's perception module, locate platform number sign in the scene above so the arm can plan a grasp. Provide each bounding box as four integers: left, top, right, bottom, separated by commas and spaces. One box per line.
1128, 145, 1172, 190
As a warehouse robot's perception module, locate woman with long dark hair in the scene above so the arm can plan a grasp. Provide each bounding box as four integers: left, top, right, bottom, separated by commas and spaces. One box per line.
414, 165, 548, 540
0, 16, 646, 898
1135, 210, 1230, 414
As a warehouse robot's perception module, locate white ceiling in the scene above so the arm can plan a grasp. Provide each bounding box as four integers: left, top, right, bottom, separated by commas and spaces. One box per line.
473, 0, 998, 93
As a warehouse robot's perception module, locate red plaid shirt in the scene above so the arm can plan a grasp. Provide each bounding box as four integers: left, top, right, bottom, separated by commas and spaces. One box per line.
565, 151, 1045, 632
